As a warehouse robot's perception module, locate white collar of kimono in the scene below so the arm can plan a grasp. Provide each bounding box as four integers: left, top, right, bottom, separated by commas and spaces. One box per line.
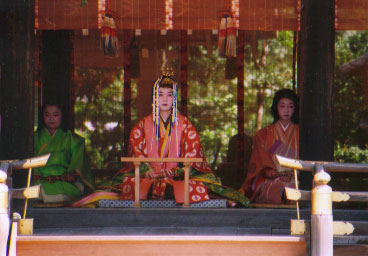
280, 121, 290, 132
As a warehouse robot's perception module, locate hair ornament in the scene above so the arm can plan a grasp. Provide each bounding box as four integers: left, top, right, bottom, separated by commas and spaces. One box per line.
152, 69, 178, 141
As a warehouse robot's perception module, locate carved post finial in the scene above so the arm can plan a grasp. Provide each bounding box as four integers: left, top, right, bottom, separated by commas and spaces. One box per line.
311, 164, 333, 256
312, 166, 332, 215
0, 170, 6, 184
314, 169, 331, 186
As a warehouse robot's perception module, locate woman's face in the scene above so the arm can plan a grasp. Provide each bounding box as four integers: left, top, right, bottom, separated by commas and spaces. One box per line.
43, 105, 62, 131
277, 98, 295, 122
158, 87, 173, 112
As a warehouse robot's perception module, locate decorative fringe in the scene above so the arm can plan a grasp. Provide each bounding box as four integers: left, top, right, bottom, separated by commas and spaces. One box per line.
153, 78, 161, 141
152, 75, 178, 142
218, 14, 237, 58
218, 17, 227, 58
226, 17, 237, 57
101, 11, 119, 57
171, 81, 178, 127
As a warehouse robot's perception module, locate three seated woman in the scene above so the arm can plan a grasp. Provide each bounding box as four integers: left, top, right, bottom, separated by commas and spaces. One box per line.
33, 77, 298, 207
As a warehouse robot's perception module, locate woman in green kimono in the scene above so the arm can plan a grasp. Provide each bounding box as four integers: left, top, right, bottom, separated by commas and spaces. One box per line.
33, 103, 95, 203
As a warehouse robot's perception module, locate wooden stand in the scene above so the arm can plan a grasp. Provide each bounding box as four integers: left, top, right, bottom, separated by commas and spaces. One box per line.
121, 157, 202, 207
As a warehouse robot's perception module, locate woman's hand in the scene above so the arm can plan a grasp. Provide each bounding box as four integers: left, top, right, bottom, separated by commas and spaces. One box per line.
144, 171, 158, 179
264, 167, 293, 178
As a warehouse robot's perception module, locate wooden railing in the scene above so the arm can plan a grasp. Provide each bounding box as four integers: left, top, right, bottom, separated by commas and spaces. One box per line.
276, 155, 368, 256
120, 157, 202, 208
0, 154, 50, 256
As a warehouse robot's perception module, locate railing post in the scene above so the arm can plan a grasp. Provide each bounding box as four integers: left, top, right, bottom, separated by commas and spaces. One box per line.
0, 168, 9, 256
183, 162, 191, 208
311, 164, 333, 256
133, 161, 141, 208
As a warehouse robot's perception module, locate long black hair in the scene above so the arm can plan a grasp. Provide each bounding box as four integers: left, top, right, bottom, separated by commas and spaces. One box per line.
271, 89, 299, 124
37, 102, 68, 132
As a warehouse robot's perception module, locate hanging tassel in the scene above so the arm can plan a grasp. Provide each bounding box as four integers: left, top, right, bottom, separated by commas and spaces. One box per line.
226, 16, 236, 57
101, 14, 111, 55
218, 15, 227, 58
109, 15, 119, 57
101, 11, 119, 57
81, 0, 88, 7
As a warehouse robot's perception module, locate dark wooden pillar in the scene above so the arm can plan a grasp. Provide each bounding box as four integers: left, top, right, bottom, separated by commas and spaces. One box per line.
299, 0, 335, 189
0, 1, 35, 160
180, 30, 188, 116
123, 30, 132, 156
42, 30, 73, 130
237, 30, 245, 181
0, 1, 35, 189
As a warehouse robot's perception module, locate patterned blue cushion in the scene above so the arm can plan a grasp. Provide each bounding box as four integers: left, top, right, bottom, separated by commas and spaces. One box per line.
191, 199, 227, 208
97, 199, 227, 208
98, 200, 135, 208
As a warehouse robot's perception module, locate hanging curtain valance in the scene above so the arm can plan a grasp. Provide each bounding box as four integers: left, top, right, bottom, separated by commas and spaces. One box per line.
35, 0, 368, 31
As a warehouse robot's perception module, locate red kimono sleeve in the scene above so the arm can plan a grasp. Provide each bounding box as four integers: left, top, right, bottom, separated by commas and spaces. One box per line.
181, 117, 213, 173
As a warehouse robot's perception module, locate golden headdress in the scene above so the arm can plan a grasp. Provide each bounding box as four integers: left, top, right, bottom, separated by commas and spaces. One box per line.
152, 69, 178, 141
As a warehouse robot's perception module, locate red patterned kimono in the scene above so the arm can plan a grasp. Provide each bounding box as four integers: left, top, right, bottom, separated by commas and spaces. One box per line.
118, 113, 213, 203
240, 121, 299, 204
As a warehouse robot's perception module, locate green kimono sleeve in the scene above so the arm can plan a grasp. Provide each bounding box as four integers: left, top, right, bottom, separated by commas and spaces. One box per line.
68, 132, 95, 190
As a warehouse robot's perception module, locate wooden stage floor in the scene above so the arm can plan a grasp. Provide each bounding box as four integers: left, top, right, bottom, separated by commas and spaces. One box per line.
12, 207, 368, 256
21, 207, 367, 238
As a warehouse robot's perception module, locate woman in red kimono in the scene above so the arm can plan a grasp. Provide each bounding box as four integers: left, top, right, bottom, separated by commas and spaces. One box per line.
117, 74, 249, 206
240, 89, 299, 204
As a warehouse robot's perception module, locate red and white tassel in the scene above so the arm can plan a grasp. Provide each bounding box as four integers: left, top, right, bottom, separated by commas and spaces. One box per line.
101, 12, 119, 57
109, 16, 119, 57
101, 15, 111, 55
218, 16, 227, 58
226, 17, 236, 57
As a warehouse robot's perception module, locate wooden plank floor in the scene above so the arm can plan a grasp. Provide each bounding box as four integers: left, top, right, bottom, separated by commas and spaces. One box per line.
16, 235, 307, 256
334, 245, 368, 256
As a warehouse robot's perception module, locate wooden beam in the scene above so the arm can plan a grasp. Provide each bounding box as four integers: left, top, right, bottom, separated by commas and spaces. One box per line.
17, 235, 307, 256
290, 219, 355, 236
285, 187, 368, 203
123, 30, 132, 156
276, 155, 368, 173
11, 185, 41, 200
2, 154, 50, 171
237, 30, 245, 182
180, 30, 188, 116
121, 157, 202, 163
334, 245, 368, 256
